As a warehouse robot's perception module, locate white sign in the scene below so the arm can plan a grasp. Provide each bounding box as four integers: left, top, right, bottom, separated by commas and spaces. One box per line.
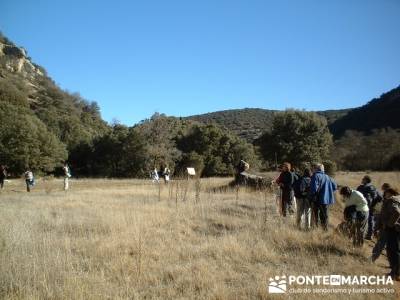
187, 167, 196, 176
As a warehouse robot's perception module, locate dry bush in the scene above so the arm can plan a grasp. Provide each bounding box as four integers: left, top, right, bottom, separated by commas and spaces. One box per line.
0, 176, 398, 299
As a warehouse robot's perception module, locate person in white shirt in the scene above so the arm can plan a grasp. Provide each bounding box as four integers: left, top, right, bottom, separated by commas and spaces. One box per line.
162, 166, 171, 184
340, 186, 369, 246
24, 169, 34, 192
151, 168, 159, 183
63, 163, 71, 191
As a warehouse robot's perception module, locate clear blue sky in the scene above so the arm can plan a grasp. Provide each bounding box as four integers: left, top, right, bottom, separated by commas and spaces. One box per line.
1, 0, 399, 125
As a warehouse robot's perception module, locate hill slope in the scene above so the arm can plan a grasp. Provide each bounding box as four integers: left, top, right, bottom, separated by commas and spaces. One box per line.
187, 108, 351, 142
0, 33, 108, 172
329, 86, 400, 137
187, 85, 400, 142
187, 108, 277, 141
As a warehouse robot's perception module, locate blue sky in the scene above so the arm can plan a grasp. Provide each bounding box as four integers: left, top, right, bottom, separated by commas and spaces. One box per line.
1, 0, 399, 125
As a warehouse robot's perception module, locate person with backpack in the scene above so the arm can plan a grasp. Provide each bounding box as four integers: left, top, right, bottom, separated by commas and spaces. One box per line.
379, 188, 400, 281
340, 186, 369, 247
275, 162, 295, 217
0, 165, 7, 190
357, 175, 381, 240
24, 169, 35, 192
294, 168, 312, 230
310, 163, 337, 230
371, 183, 391, 262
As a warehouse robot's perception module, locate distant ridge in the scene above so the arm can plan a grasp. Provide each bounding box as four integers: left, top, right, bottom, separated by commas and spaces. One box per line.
185, 85, 400, 141
186, 107, 351, 142
329, 86, 400, 137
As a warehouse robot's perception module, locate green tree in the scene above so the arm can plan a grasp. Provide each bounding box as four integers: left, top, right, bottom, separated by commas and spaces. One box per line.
257, 110, 333, 168
134, 113, 191, 171
333, 128, 400, 171
87, 125, 148, 177
0, 103, 67, 173
177, 124, 259, 177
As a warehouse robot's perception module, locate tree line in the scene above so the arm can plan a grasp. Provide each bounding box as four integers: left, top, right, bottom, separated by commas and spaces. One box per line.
2, 80, 400, 177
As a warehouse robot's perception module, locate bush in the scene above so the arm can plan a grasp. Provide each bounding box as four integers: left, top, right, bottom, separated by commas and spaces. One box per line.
323, 160, 337, 176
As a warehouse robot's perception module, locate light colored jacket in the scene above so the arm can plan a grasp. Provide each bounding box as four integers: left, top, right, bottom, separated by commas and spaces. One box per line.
345, 190, 369, 212
24, 171, 33, 180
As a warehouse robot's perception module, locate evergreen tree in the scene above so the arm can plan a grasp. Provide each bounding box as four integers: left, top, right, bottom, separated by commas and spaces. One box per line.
257, 110, 333, 168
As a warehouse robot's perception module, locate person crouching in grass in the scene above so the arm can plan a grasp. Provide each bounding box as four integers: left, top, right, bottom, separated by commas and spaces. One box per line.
340, 186, 369, 247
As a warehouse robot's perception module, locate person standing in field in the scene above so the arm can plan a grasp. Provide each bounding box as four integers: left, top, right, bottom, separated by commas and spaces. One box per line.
294, 168, 312, 230
357, 175, 381, 240
24, 169, 35, 192
0, 165, 7, 190
371, 183, 391, 262
151, 168, 159, 183
379, 188, 400, 281
63, 162, 71, 191
310, 163, 337, 230
162, 166, 171, 184
275, 162, 295, 217
340, 186, 369, 246
272, 165, 284, 215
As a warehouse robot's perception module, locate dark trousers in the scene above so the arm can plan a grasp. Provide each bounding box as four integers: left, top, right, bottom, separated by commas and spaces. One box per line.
386, 227, 400, 276
312, 202, 329, 230
351, 212, 368, 246
0, 177, 4, 189
281, 189, 294, 217
372, 230, 387, 261
26, 179, 31, 192
366, 211, 375, 239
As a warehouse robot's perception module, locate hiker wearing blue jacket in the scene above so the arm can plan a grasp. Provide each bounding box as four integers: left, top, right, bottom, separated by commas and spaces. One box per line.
310, 163, 337, 230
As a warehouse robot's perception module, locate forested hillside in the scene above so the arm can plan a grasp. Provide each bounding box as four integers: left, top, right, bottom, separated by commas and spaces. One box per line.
187, 108, 351, 142
1, 33, 399, 175
0, 33, 109, 173
0, 33, 257, 177
329, 86, 400, 137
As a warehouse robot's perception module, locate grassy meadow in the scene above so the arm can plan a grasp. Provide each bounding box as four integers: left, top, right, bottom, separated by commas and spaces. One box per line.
0, 173, 399, 299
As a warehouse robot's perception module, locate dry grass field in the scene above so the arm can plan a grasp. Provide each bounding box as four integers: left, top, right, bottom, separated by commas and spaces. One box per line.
0, 173, 399, 299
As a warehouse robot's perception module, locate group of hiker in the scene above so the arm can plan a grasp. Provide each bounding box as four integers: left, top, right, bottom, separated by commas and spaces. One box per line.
0, 163, 71, 192
150, 166, 171, 183
273, 162, 336, 230
273, 162, 400, 281
3, 158, 400, 279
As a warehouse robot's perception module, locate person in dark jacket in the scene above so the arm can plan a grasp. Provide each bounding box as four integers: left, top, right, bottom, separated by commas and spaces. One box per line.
357, 175, 381, 240
310, 163, 337, 230
379, 188, 400, 281
372, 183, 392, 262
0, 165, 7, 189
295, 168, 312, 230
275, 162, 295, 217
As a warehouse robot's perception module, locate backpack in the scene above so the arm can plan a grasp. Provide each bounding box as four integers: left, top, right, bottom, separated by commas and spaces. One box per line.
294, 176, 311, 198
357, 184, 377, 207
293, 176, 303, 198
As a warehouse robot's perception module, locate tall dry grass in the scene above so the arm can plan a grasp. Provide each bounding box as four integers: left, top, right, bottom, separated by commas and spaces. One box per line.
0, 175, 398, 299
